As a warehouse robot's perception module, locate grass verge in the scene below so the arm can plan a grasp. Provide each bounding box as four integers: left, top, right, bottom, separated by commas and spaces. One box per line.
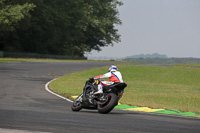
174, 64, 200, 67
49, 64, 200, 113
0, 57, 124, 63
0, 58, 82, 63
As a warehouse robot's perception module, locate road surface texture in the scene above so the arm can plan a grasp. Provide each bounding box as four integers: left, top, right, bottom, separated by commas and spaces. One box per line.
0, 61, 200, 133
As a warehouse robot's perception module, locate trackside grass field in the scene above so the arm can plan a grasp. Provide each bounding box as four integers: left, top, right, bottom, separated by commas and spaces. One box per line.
0, 58, 93, 63
49, 65, 200, 113
0, 58, 81, 63
174, 64, 200, 67
0, 58, 124, 63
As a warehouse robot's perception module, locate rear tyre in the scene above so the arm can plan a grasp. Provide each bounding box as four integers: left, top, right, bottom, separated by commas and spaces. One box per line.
97, 93, 118, 114
71, 95, 82, 112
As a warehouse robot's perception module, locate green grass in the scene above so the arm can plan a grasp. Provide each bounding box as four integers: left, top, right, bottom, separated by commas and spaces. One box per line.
0, 57, 124, 63
174, 64, 200, 67
49, 65, 200, 113
0, 58, 79, 63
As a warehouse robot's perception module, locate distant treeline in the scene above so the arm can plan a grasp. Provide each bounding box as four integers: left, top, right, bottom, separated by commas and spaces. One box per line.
123, 53, 200, 64
126, 53, 168, 59
123, 57, 200, 65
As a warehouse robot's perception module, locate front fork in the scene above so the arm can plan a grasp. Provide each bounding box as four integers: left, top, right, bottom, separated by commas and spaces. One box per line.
76, 94, 83, 102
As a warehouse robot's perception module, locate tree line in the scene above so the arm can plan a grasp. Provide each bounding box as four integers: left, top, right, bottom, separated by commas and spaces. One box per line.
123, 57, 200, 65
126, 53, 168, 59
0, 0, 122, 57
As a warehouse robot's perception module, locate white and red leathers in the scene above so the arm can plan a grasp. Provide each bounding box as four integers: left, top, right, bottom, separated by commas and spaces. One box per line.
94, 71, 123, 85
93, 70, 124, 99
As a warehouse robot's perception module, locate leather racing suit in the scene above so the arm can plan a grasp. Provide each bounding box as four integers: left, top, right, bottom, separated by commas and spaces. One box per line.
94, 70, 124, 99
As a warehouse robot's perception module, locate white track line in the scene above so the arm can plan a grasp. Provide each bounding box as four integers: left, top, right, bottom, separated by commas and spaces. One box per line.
0, 128, 50, 133
45, 79, 73, 103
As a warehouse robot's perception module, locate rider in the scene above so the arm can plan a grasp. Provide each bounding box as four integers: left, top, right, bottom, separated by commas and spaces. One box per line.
93, 65, 124, 99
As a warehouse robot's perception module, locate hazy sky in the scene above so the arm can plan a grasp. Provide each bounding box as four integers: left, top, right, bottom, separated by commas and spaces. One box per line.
87, 0, 200, 58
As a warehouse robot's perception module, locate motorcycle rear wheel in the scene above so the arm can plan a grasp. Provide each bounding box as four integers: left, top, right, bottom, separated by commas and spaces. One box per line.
97, 93, 118, 114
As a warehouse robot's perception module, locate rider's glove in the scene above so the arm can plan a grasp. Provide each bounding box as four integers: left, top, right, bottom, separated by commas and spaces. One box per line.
89, 77, 94, 83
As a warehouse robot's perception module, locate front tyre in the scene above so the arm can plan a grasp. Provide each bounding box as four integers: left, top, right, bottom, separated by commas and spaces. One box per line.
71, 95, 82, 112
98, 93, 118, 114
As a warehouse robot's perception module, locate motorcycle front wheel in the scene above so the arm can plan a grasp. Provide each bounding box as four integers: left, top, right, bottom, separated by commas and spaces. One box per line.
97, 93, 118, 114
71, 95, 82, 111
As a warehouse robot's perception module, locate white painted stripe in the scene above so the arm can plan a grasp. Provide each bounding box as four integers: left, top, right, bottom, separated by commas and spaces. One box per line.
45, 79, 73, 103
0, 128, 50, 133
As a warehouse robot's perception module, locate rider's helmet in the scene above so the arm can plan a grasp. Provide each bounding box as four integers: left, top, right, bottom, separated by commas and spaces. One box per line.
108, 65, 118, 72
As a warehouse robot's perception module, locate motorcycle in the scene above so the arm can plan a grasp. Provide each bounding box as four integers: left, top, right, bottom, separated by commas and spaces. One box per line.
71, 78, 127, 114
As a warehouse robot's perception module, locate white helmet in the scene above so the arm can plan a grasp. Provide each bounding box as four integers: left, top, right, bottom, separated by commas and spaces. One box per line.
108, 65, 118, 72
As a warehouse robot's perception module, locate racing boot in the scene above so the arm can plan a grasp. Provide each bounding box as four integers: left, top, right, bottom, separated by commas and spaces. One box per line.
94, 84, 103, 95
94, 89, 103, 94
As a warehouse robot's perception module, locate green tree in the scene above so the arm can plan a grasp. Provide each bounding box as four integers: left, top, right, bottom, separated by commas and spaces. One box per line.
0, 0, 123, 57
0, 0, 35, 51
0, 0, 35, 32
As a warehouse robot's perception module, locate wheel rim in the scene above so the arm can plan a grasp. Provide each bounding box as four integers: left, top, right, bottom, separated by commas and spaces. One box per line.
73, 101, 81, 108
98, 94, 112, 109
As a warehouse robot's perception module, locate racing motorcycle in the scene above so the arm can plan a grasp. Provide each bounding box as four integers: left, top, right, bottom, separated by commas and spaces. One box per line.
71, 78, 127, 114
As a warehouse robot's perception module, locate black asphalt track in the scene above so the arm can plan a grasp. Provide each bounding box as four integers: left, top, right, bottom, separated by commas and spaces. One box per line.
0, 61, 200, 133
